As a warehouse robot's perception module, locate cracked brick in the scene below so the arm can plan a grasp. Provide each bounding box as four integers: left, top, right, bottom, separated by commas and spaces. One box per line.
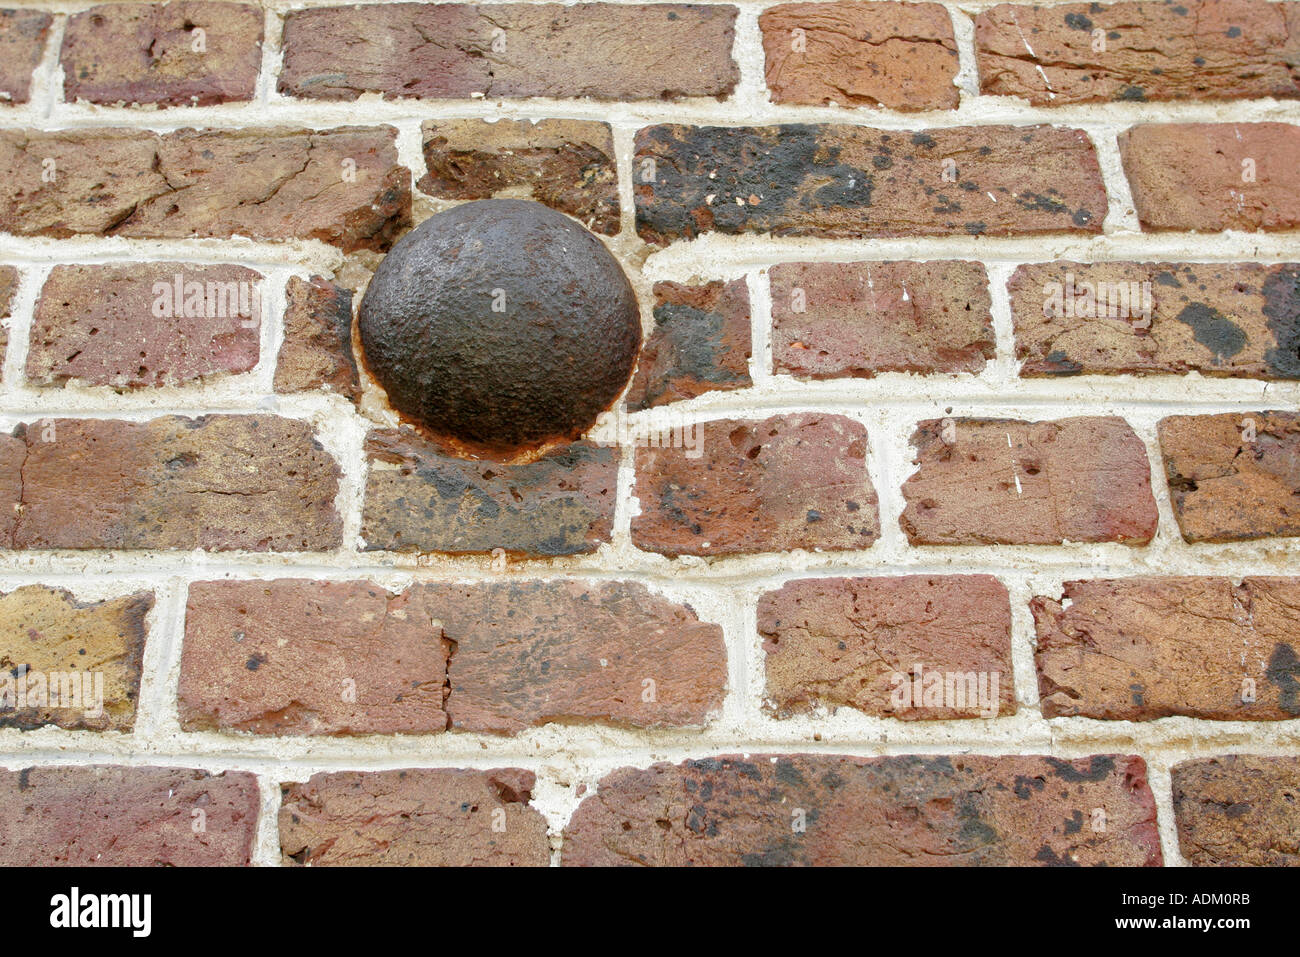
1172, 755, 1300, 865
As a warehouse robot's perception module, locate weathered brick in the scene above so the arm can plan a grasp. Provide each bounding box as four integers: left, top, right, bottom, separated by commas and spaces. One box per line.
1172, 755, 1300, 866
760, 2, 958, 110
362, 430, 616, 556
420, 119, 619, 235
632, 413, 878, 557
1034, 577, 1300, 720
770, 260, 994, 378
423, 580, 726, 734
62, 1, 262, 107
1012, 262, 1300, 378
0, 9, 51, 105
13, 415, 343, 551
0, 586, 152, 732
900, 416, 1158, 545
635, 124, 1105, 244
273, 276, 359, 400
0, 765, 259, 865
759, 575, 1014, 719
625, 280, 751, 410
281, 768, 549, 866
563, 754, 1161, 865
0, 127, 411, 252
1119, 123, 1300, 232
977, 1, 1300, 106
0, 433, 22, 544
1158, 411, 1300, 542
280, 3, 738, 101
29, 263, 261, 389
0, 264, 15, 375
180, 580, 449, 736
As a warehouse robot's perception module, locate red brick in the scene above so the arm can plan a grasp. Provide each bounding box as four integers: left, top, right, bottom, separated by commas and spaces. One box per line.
1011, 262, 1300, 378
759, 575, 1014, 719
635, 124, 1106, 243
0, 10, 51, 105
280, 3, 738, 101
1158, 411, 1300, 542
0, 586, 152, 732
632, 413, 878, 557
273, 276, 359, 400
977, 1, 1300, 106
29, 263, 261, 389
12, 415, 343, 551
281, 768, 550, 866
770, 261, 994, 379
423, 580, 727, 734
0, 433, 21, 544
1120, 123, 1300, 232
420, 119, 619, 236
760, 2, 958, 110
1034, 577, 1300, 720
900, 416, 1158, 545
62, 1, 262, 107
1172, 755, 1300, 865
0, 265, 16, 377
0, 765, 259, 865
625, 280, 752, 410
0, 127, 411, 252
563, 754, 1161, 866
362, 430, 616, 557
179, 580, 450, 736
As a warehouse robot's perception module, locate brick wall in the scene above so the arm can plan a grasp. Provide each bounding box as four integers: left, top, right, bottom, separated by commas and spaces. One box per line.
0, 0, 1297, 866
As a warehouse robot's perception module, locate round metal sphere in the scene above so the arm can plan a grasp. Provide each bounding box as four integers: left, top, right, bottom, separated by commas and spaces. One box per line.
358, 199, 641, 452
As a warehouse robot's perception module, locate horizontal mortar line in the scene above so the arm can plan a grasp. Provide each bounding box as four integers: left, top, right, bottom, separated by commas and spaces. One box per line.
642, 233, 1300, 269
0, 383, 1298, 421
9, 89, 1300, 132
0, 546, 1297, 584
0, 726, 1295, 773
0, 237, 344, 267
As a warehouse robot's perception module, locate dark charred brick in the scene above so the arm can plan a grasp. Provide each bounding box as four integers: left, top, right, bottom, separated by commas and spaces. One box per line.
420, 119, 619, 236
563, 754, 1162, 865
274, 276, 360, 400
1012, 262, 1300, 378
1172, 755, 1300, 865
625, 280, 752, 410
361, 429, 617, 556
634, 124, 1106, 244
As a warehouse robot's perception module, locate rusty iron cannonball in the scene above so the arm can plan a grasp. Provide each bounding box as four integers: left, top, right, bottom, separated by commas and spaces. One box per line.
358, 199, 641, 453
